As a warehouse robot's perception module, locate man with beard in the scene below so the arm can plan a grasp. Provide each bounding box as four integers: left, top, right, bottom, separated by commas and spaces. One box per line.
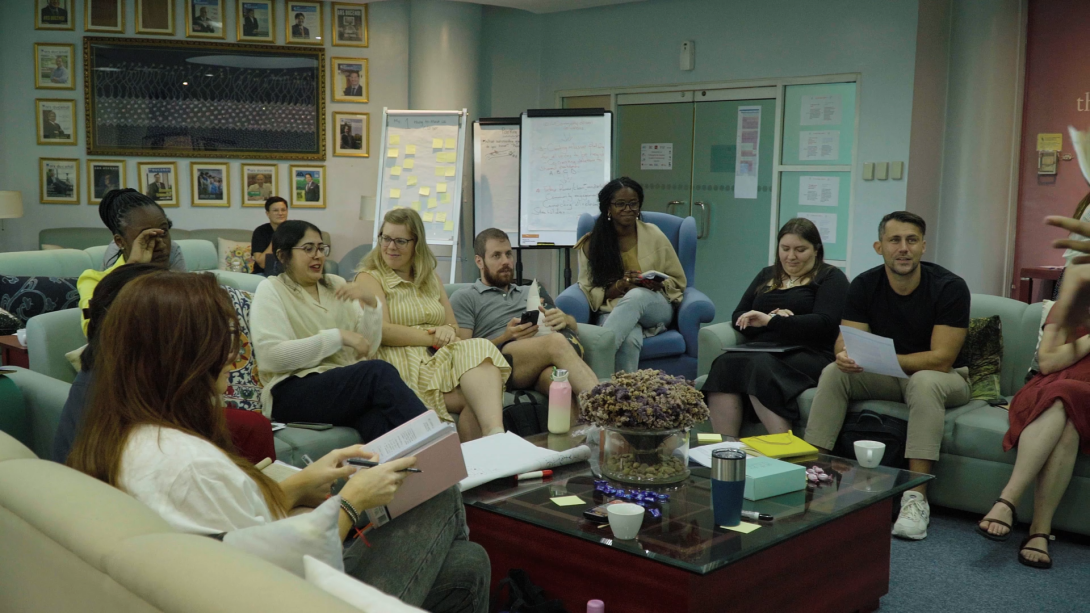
451, 228, 599, 413
803, 211, 970, 542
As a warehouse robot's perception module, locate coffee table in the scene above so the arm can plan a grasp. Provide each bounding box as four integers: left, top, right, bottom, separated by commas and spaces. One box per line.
463, 428, 931, 613
0, 336, 28, 369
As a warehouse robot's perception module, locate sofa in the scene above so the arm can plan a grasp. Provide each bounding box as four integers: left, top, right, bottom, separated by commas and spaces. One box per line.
0, 426, 362, 613
695, 293, 1090, 536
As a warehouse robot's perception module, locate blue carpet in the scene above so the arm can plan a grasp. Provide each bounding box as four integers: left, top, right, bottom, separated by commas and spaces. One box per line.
883, 507, 1090, 612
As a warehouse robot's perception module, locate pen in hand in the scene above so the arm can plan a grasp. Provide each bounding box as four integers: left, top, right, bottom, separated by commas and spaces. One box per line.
347, 457, 423, 473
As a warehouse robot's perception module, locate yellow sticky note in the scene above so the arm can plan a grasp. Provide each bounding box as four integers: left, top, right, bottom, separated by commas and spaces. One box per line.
406, 145, 417, 155
389, 135, 401, 145
387, 148, 399, 158
422, 212, 434, 222
445, 166, 456, 177
404, 159, 415, 169
428, 197, 438, 208
697, 433, 723, 444
432, 138, 443, 149
444, 221, 455, 231
410, 202, 420, 211
389, 188, 400, 199
551, 496, 585, 507
419, 187, 431, 196
721, 522, 761, 534
391, 166, 402, 176
437, 152, 455, 163
406, 176, 418, 186
444, 138, 456, 149
440, 193, 451, 204
435, 166, 446, 176
437, 183, 447, 193
436, 212, 447, 222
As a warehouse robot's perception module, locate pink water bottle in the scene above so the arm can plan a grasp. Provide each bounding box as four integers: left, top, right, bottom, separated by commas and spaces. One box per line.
547, 367, 572, 434
587, 599, 604, 613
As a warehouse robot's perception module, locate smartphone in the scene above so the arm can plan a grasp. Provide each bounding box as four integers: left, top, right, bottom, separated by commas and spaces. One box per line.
582, 501, 626, 523
287, 422, 334, 431
519, 310, 538, 326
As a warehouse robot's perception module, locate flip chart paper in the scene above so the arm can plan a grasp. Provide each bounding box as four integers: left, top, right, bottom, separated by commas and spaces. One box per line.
437, 152, 456, 163
406, 145, 417, 155
839, 326, 909, 379
411, 202, 420, 210
440, 194, 451, 204
387, 148, 399, 158
389, 135, 401, 145
435, 167, 446, 176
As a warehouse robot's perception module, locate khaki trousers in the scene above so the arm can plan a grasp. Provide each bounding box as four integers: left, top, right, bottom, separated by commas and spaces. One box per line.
803, 363, 970, 461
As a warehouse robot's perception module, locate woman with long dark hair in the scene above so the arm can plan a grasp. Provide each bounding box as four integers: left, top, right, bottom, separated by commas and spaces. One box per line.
703, 218, 848, 436
574, 177, 686, 373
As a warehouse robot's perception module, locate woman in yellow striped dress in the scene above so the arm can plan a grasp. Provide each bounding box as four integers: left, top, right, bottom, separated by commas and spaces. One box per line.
347, 208, 510, 441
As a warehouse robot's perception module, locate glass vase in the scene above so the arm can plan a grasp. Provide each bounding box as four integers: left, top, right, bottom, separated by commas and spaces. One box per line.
600, 426, 691, 485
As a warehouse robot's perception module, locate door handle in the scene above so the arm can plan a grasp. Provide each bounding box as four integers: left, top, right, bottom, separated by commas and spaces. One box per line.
694, 201, 710, 239
666, 200, 683, 216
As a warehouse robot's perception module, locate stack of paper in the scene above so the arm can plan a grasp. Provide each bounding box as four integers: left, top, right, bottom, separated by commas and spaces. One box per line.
458, 432, 591, 491
688, 441, 756, 468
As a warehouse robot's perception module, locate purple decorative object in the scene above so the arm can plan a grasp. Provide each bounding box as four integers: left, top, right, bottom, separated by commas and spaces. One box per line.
649, 508, 662, 518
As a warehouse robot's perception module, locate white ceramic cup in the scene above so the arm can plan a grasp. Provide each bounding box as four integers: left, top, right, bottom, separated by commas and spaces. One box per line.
606, 502, 645, 540
854, 440, 886, 469
15, 329, 26, 346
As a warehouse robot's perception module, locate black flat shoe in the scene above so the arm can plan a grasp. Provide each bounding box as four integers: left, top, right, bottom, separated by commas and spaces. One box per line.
976, 497, 1017, 542
1018, 533, 1054, 569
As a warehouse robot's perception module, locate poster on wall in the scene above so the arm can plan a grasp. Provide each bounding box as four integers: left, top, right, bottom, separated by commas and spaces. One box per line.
186, 0, 225, 39
35, 43, 75, 90
242, 164, 278, 206
136, 0, 176, 35
333, 2, 367, 47
800, 95, 842, 126
799, 176, 839, 207
734, 106, 761, 199
640, 143, 673, 170
38, 0, 74, 30
290, 164, 325, 208
332, 57, 369, 103
798, 211, 837, 244
237, 0, 274, 42
286, 1, 323, 45
41, 158, 80, 204
137, 161, 179, 207
86, 0, 125, 32
88, 160, 125, 201
191, 162, 230, 206
799, 130, 839, 162
37, 99, 77, 145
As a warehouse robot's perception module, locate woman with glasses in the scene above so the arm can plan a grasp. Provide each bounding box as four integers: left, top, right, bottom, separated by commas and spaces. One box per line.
575, 177, 686, 373
250, 220, 429, 443
347, 209, 510, 441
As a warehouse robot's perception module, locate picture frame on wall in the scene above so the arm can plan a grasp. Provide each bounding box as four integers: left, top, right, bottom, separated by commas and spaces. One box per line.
36, 99, 77, 146
289, 164, 325, 208
186, 0, 225, 39
85, 0, 124, 32
191, 162, 230, 206
285, 1, 323, 46
136, 0, 176, 35
333, 112, 369, 157
137, 161, 180, 207
331, 57, 368, 103
238, 0, 275, 43
37, 0, 75, 31
35, 43, 75, 90
332, 2, 367, 47
41, 158, 80, 205
88, 159, 126, 201
242, 163, 278, 207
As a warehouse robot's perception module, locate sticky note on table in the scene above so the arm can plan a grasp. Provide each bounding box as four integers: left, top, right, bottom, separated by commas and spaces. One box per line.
444, 138, 456, 149
389, 188, 400, 198
440, 193, 451, 204
432, 138, 443, 149
406, 176, 418, 186
721, 522, 761, 534
391, 166, 402, 176
436, 212, 447, 222
389, 135, 401, 145
444, 220, 455, 231
428, 197, 438, 208
697, 433, 723, 444
444, 166, 456, 177
410, 201, 420, 211
551, 496, 585, 507
422, 212, 434, 222
387, 148, 399, 158
437, 183, 447, 193
404, 159, 415, 169
406, 145, 417, 155
419, 186, 431, 196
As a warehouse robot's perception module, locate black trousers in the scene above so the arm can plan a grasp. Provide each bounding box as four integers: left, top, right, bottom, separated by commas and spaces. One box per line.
271, 361, 428, 443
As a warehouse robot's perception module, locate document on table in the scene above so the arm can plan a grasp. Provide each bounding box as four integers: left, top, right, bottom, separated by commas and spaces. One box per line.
839, 325, 909, 378
688, 441, 757, 468
458, 432, 591, 491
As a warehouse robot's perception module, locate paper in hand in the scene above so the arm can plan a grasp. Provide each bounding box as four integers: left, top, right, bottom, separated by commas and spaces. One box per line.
526, 279, 553, 337
839, 325, 909, 378
1069, 126, 1090, 186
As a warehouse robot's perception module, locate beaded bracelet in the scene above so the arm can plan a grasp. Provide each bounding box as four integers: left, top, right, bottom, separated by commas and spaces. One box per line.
340, 498, 361, 526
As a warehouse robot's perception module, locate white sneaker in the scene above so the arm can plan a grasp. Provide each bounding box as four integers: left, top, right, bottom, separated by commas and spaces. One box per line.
892, 491, 930, 540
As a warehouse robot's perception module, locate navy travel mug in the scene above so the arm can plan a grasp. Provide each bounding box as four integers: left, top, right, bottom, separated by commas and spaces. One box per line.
711, 449, 746, 527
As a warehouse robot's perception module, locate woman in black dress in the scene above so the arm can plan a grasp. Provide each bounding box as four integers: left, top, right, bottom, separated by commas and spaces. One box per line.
703, 218, 848, 437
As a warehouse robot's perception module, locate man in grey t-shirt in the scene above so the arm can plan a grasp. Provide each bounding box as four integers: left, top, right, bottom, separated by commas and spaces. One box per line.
451, 229, 600, 407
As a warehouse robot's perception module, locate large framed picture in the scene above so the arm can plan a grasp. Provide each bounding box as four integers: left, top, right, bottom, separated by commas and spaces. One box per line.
88, 159, 126, 201
332, 3, 367, 47
242, 163, 278, 207
35, 43, 75, 90
286, 1, 322, 46
85, 0, 124, 32
37, 99, 77, 146
331, 57, 368, 103
38, 0, 74, 30
41, 158, 80, 205
186, 0, 225, 39
290, 164, 325, 208
85, 38, 326, 160
333, 112, 368, 157
191, 162, 230, 206
238, 0, 275, 43
136, 0, 176, 35
137, 161, 180, 207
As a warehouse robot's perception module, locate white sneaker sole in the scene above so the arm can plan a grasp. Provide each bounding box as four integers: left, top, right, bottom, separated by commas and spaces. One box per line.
892, 527, 927, 540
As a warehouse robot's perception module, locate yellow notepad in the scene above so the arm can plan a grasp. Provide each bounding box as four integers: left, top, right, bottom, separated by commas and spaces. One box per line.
740, 430, 818, 459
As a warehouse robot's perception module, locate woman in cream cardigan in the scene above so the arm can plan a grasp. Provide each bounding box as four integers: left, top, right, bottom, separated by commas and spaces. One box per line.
576, 177, 686, 373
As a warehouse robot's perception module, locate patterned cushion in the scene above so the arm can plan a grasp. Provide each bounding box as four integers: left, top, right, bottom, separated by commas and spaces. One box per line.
0, 276, 79, 325
218, 237, 255, 274
221, 285, 264, 412
957, 315, 1003, 401
0, 307, 19, 335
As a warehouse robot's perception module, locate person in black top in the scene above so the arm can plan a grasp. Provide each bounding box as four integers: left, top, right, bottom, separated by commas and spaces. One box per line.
251, 196, 288, 275
704, 218, 847, 437
804, 211, 970, 541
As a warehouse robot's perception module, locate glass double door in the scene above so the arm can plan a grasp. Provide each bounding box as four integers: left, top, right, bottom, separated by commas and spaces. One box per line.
617, 93, 776, 323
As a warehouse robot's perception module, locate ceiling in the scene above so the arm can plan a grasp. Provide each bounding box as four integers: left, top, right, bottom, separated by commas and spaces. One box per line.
332, 0, 647, 15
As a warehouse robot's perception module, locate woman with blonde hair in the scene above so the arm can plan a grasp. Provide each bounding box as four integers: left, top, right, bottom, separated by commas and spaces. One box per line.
343, 208, 510, 441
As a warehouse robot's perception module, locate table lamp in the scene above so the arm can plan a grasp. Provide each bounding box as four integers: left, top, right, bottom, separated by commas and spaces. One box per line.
0, 191, 23, 233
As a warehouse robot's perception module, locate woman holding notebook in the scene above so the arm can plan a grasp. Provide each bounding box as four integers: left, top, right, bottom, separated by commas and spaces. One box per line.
704, 218, 848, 437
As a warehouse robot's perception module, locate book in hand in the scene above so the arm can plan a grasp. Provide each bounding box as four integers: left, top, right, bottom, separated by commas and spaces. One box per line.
639, 270, 669, 283
723, 341, 803, 353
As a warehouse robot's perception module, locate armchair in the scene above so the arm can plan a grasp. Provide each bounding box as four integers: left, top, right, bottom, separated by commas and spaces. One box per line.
555, 212, 715, 380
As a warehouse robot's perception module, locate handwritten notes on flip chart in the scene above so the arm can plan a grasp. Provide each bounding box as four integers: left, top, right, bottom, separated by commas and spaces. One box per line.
473, 122, 521, 239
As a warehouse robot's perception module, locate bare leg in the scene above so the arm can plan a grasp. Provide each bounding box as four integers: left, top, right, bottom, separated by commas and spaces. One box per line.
456, 359, 505, 437
750, 395, 791, 435
706, 392, 744, 438
908, 459, 933, 496
1023, 418, 1080, 564
443, 389, 482, 442
504, 333, 598, 397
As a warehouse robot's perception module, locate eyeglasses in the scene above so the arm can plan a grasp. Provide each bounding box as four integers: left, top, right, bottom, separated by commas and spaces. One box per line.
379, 234, 416, 249
610, 200, 641, 211
292, 243, 330, 257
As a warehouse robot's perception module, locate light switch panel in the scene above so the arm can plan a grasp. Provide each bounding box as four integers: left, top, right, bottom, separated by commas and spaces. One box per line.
891, 161, 904, 180
863, 163, 874, 180
876, 162, 889, 180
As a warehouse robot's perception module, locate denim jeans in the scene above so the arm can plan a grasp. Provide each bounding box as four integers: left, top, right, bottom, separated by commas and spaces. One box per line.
343, 486, 489, 613
598, 287, 673, 374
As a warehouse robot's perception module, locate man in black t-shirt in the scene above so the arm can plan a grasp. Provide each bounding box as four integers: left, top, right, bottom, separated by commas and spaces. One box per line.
804, 211, 970, 541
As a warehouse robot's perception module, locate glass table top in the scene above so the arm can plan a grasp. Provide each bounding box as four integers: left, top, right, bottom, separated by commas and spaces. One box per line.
463, 427, 932, 575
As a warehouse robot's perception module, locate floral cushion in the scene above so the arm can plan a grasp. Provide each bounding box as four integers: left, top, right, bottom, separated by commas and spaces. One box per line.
0, 276, 79, 325
218, 237, 255, 274
956, 315, 1003, 401
221, 285, 264, 412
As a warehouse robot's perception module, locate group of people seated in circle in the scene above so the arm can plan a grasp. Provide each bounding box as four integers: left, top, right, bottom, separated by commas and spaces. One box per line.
47, 173, 1089, 611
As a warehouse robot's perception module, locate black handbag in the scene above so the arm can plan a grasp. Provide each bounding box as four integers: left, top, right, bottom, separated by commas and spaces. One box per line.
494, 569, 568, 613
833, 409, 909, 469
502, 391, 549, 437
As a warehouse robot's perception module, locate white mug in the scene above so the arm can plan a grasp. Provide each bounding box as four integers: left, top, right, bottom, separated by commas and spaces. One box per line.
854, 440, 886, 469
606, 502, 645, 540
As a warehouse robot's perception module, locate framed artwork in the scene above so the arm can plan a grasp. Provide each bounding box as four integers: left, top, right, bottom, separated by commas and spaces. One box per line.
85, 38, 326, 160
191, 162, 230, 206
137, 161, 180, 207
40, 158, 80, 204
332, 3, 367, 47
242, 163, 278, 207
289, 164, 324, 208
331, 57, 368, 103
237, 0, 274, 43
87, 159, 126, 201
35, 43, 75, 90
36, 99, 77, 146
285, 1, 322, 46
37, 0, 74, 30
333, 112, 369, 157
136, 0, 175, 35
85, 0, 124, 32
186, 0, 225, 39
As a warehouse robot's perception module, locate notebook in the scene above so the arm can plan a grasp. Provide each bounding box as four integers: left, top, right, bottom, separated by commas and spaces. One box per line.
723, 342, 803, 353
740, 430, 818, 459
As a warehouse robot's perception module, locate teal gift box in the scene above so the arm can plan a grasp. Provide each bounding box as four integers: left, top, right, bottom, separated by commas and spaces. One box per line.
743, 456, 806, 501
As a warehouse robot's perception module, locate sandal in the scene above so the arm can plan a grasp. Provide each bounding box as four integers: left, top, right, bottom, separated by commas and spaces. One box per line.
1018, 533, 1054, 569
976, 498, 1017, 542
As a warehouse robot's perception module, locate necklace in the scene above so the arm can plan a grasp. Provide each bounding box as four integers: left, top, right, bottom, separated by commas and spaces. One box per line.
784, 275, 803, 288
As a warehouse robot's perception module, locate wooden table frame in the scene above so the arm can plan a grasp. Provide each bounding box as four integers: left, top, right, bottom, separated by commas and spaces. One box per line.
0, 336, 28, 369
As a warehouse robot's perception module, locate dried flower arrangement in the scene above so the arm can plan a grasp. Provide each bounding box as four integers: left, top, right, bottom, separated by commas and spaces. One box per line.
580, 369, 708, 430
